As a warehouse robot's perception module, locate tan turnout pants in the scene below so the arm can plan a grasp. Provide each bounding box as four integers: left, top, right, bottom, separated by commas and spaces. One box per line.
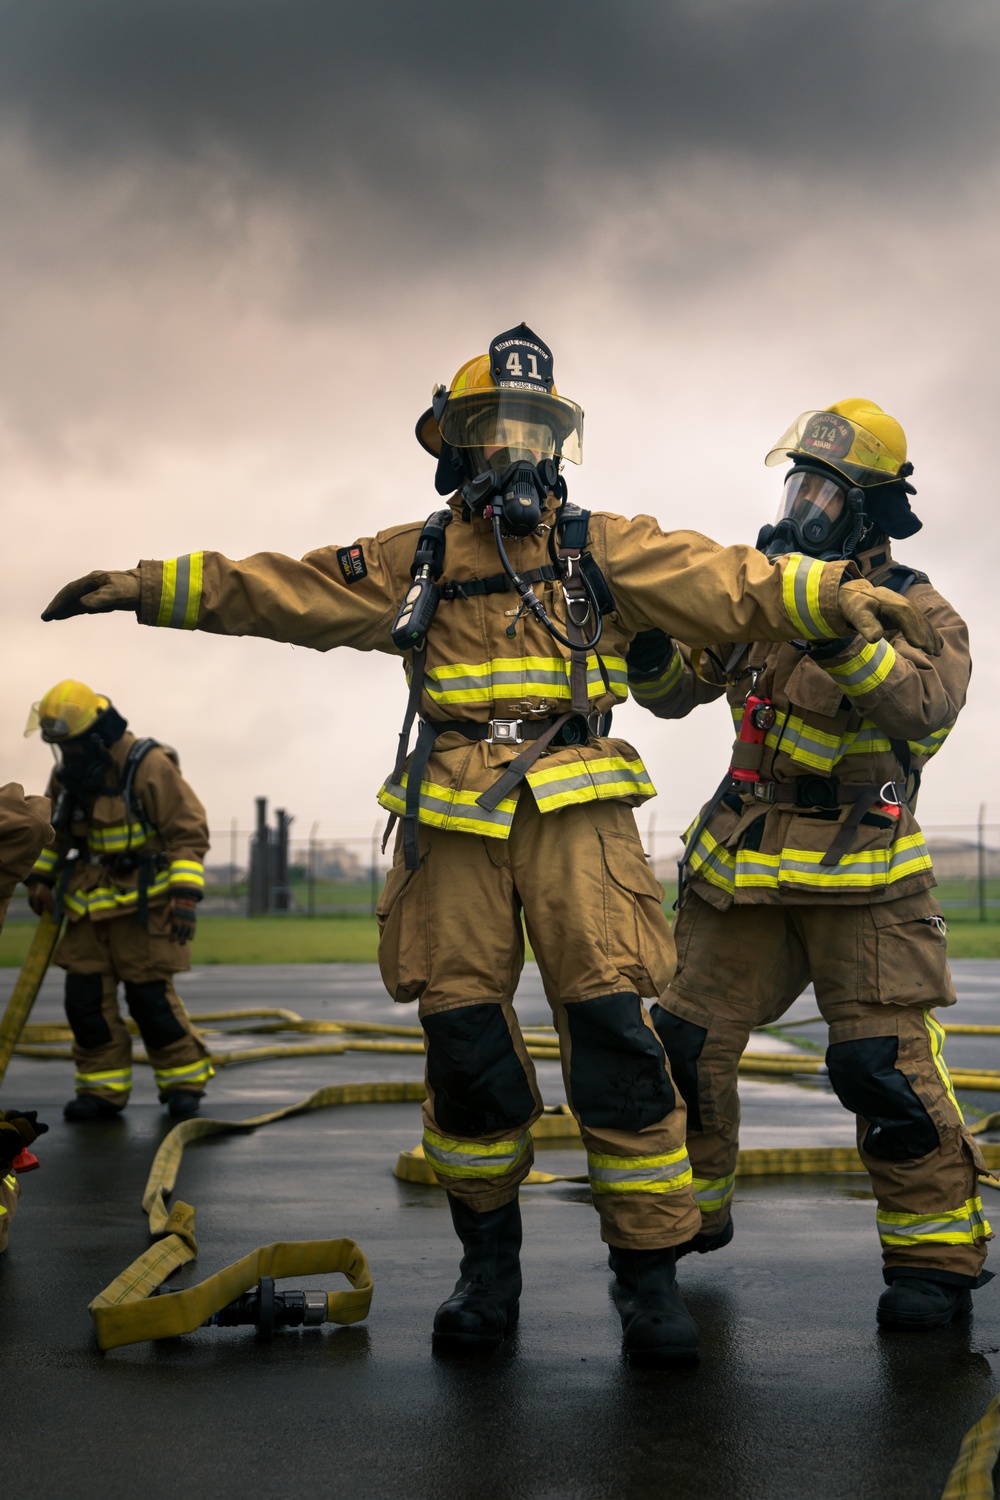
55, 906, 212, 1106
377, 792, 700, 1250
0, 1170, 18, 1254
658, 889, 989, 1280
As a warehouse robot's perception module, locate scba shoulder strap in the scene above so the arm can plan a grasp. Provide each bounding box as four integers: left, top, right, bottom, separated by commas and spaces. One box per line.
873, 563, 930, 597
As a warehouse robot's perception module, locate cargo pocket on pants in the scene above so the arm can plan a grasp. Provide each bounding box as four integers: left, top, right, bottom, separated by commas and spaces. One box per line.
868, 894, 957, 1008
598, 828, 673, 997
376, 852, 430, 1004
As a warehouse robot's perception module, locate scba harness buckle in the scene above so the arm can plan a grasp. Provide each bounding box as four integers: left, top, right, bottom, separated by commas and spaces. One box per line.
486, 719, 524, 745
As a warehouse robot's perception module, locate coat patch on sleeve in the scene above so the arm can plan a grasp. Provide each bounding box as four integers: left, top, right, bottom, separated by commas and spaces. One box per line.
336, 546, 368, 585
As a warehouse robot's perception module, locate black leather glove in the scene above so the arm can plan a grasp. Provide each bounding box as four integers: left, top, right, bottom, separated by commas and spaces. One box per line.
627, 628, 675, 678
169, 895, 199, 944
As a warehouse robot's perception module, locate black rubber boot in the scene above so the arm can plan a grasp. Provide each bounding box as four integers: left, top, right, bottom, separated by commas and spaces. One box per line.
609, 1245, 700, 1367
63, 1094, 123, 1122
877, 1275, 974, 1331
432, 1194, 522, 1352
676, 1216, 734, 1261
166, 1091, 202, 1121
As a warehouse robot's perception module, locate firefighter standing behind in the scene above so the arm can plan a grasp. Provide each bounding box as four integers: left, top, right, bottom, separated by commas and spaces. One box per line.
0, 781, 54, 1254
24, 681, 212, 1122
628, 400, 986, 1331
39, 332, 938, 1364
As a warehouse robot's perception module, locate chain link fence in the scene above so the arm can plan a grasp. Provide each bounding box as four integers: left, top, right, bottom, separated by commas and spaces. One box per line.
6, 813, 998, 921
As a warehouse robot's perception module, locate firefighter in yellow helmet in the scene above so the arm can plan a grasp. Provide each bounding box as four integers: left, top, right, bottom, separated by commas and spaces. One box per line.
24, 681, 212, 1122
627, 399, 986, 1331
40, 332, 938, 1364
0, 778, 53, 1254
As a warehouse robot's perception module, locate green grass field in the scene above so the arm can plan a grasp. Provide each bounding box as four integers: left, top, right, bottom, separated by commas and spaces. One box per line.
2, 911, 999, 967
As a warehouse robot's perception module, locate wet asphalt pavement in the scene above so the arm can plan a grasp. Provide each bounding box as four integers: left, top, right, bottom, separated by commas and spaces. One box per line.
2, 960, 1000, 1500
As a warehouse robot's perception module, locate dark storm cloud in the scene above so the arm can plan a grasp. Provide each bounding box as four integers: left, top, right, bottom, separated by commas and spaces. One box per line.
1, 0, 998, 206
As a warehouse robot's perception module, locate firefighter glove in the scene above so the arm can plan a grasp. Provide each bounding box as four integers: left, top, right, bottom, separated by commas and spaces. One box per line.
42, 569, 141, 621
627, 628, 675, 677
26, 880, 55, 917
0, 1111, 49, 1164
169, 896, 198, 944
837, 578, 943, 656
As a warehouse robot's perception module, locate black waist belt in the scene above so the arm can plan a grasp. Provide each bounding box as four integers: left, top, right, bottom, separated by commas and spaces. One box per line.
396, 710, 611, 870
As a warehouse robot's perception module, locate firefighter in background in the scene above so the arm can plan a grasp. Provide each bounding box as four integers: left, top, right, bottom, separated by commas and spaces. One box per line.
0, 781, 53, 1254
39, 332, 938, 1364
628, 399, 985, 1331
24, 681, 212, 1122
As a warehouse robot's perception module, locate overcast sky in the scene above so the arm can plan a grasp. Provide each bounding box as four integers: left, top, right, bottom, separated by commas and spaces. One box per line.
2, 0, 998, 853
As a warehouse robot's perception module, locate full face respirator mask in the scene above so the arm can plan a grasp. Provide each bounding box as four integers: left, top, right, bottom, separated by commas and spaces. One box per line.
756, 464, 867, 560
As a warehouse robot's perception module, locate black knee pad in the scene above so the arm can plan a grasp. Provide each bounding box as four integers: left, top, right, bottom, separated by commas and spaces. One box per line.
422, 1003, 536, 1137
64, 972, 112, 1050
650, 1004, 706, 1130
826, 1035, 940, 1161
123, 980, 186, 1051
567, 992, 676, 1132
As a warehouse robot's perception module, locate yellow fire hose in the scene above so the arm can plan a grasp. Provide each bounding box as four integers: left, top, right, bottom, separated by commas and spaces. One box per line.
0, 910, 63, 1087
90, 1079, 425, 1351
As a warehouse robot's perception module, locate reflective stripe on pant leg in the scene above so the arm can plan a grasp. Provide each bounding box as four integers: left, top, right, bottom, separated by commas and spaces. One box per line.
422, 1128, 530, 1181
877, 1198, 992, 1249
588, 1144, 692, 1195
153, 1058, 215, 1094
75, 1067, 132, 1097
692, 1172, 736, 1215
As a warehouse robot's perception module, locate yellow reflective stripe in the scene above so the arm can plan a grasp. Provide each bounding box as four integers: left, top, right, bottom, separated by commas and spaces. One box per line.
925, 1010, 963, 1123
686, 826, 737, 895
30, 848, 60, 875
689, 829, 932, 894
729, 703, 846, 774
878, 1197, 991, 1246
87, 822, 148, 853
628, 648, 684, 703
765, 832, 932, 889
156, 553, 204, 630
64, 874, 172, 917
169, 860, 205, 889
782, 554, 838, 639
589, 1145, 693, 1195
154, 1060, 214, 1087
527, 756, 655, 813
76, 1068, 132, 1093
825, 637, 897, 697
421, 654, 628, 706
3, 1172, 16, 1190
692, 1172, 735, 1210
422, 1128, 529, 1180
908, 725, 952, 759
378, 776, 517, 839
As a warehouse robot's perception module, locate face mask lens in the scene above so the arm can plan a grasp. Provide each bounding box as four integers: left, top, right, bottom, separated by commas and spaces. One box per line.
777, 472, 847, 546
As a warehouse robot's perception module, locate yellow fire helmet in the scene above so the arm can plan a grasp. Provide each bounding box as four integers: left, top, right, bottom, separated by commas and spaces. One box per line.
765, 398, 907, 487
415, 323, 584, 474
24, 680, 109, 742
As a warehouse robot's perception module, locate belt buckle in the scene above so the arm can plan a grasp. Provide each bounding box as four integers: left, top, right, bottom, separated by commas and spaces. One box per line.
752, 782, 775, 803
487, 719, 524, 745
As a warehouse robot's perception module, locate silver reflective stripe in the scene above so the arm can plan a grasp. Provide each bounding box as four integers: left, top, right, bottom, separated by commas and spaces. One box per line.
169, 553, 193, 629
792, 559, 828, 639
